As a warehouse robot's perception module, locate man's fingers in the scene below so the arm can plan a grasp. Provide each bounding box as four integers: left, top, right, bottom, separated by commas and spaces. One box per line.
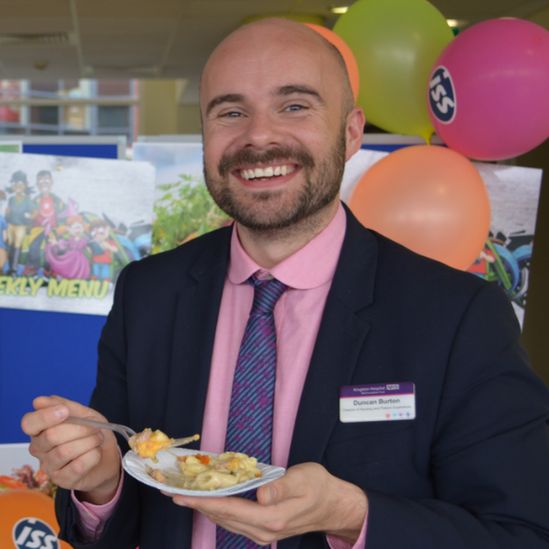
257, 480, 283, 505
21, 403, 69, 437
29, 422, 102, 457
36, 395, 106, 420
171, 494, 262, 520
33, 396, 61, 410
257, 470, 301, 506
44, 432, 104, 473
171, 496, 273, 544
171, 494, 298, 546
171, 494, 290, 530
23, 395, 108, 440
48, 447, 103, 488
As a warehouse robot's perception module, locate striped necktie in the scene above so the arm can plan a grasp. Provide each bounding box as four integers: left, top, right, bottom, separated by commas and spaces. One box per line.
216, 275, 287, 548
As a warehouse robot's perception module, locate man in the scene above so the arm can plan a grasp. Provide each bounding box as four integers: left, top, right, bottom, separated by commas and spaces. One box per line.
26, 169, 66, 276
88, 219, 118, 282
21, 19, 549, 549
5, 169, 33, 275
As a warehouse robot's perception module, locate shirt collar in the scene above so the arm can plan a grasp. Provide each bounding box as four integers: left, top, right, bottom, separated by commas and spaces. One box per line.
228, 203, 346, 290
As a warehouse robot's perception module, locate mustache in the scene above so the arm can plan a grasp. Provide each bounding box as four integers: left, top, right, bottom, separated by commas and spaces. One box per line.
218, 146, 315, 176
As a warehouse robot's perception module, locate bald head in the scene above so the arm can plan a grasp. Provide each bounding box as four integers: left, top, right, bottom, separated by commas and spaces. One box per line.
200, 18, 354, 117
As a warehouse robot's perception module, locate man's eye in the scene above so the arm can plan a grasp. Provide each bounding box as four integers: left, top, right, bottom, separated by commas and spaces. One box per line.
220, 110, 242, 118
285, 104, 307, 112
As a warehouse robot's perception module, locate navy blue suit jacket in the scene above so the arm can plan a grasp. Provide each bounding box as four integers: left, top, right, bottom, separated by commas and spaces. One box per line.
57, 206, 549, 548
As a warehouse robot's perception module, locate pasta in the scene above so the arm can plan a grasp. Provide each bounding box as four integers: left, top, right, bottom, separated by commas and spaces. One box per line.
129, 428, 173, 461
147, 451, 262, 491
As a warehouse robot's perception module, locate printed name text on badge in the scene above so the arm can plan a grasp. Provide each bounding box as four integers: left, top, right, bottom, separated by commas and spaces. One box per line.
340, 382, 416, 423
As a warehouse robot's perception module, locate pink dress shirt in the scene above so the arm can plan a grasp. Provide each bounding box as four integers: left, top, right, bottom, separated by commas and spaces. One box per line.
74, 203, 367, 548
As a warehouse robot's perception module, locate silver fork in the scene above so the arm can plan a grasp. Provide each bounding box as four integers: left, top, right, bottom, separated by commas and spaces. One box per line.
65, 416, 200, 448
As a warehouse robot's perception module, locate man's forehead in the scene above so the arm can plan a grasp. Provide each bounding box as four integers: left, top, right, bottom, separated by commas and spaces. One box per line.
210, 18, 323, 57
202, 21, 336, 84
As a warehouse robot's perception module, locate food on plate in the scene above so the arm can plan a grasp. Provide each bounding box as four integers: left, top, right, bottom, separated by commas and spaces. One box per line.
129, 428, 174, 460
148, 451, 262, 491
0, 465, 56, 497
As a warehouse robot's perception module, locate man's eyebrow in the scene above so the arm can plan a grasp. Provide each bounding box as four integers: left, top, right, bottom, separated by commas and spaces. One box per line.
277, 85, 324, 104
205, 93, 244, 116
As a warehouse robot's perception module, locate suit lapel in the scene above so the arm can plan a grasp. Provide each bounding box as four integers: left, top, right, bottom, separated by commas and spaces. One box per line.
288, 209, 378, 467
163, 229, 231, 447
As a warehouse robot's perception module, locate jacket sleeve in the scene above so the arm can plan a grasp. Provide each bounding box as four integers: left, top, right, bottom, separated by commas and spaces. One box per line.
56, 264, 141, 549
365, 282, 549, 548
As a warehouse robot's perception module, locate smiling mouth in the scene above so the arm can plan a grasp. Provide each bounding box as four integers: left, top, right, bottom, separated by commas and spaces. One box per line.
238, 164, 297, 181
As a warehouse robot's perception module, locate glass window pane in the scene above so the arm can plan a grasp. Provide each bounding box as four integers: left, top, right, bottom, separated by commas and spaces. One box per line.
29, 81, 59, 97
0, 80, 22, 99
64, 104, 88, 130
31, 106, 59, 125
2, 127, 25, 135
62, 79, 79, 92
0, 106, 20, 123
97, 106, 129, 128
62, 79, 90, 99
97, 80, 131, 96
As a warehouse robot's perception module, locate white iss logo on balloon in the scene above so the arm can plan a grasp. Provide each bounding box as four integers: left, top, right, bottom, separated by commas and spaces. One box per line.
12, 517, 60, 549
429, 66, 456, 124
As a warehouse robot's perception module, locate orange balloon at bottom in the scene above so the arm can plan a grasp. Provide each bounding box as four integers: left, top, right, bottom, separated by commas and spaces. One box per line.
349, 145, 490, 270
0, 490, 72, 548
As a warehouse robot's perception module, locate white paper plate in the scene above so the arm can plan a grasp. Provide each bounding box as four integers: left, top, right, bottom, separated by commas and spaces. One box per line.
122, 448, 286, 497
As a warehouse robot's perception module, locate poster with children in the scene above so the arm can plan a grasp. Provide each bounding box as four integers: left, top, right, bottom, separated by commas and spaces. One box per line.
0, 152, 155, 315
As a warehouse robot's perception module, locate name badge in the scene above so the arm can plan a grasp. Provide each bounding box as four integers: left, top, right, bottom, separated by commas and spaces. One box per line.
339, 382, 416, 423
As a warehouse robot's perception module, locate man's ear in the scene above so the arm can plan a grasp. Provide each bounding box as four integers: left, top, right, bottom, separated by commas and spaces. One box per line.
345, 107, 365, 161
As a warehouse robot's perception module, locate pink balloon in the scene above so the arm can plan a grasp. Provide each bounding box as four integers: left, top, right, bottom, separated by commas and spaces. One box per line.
427, 18, 549, 160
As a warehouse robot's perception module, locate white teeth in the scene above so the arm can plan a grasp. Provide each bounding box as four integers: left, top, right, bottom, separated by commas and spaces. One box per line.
241, 164, 295, 180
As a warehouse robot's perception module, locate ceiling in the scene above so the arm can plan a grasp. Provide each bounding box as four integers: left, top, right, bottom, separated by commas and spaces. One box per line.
0, 0, 547, 103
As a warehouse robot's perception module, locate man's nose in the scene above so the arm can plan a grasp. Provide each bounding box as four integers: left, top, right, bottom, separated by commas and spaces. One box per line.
240, 111, 280, 149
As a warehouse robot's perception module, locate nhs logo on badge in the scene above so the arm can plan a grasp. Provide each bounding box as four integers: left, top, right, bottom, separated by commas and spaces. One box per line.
429, 66, 456, 124
12, 517, 60, 549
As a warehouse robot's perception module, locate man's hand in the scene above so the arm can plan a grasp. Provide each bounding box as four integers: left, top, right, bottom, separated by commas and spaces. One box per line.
169, 462, 368, 546
21, 395, 121, 504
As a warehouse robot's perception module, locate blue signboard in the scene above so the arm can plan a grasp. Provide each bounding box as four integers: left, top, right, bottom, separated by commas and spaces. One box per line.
0, 139, 122, 442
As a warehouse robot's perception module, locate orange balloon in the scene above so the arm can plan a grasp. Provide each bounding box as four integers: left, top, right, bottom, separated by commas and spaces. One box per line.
304, 23, 360, 100
0, 490, 73, 548
349, 145, 490, 270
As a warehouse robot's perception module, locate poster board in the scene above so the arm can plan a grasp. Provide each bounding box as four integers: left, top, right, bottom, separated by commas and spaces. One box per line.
0, 152, 155, 315
0, 138, 126, 444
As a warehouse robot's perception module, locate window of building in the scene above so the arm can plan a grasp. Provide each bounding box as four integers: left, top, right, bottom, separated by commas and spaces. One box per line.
64, 105, 88, 131
0, 79, 138, 141
97, 105, 130, 129
97, 80, 132, 97
29, 81, 59, 98
30, 106, 59, 126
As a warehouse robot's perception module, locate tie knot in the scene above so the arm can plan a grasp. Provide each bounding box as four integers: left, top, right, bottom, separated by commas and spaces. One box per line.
249, 276, 287, 315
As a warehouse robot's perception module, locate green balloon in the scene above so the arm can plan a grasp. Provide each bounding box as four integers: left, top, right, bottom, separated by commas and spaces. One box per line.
334, 0, 453, 141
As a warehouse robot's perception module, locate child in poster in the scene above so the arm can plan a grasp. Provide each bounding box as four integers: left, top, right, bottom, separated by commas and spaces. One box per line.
4, 170, 33, 275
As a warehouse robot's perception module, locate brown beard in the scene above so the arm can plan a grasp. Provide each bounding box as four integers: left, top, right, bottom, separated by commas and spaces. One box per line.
203, 125, 347, 232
